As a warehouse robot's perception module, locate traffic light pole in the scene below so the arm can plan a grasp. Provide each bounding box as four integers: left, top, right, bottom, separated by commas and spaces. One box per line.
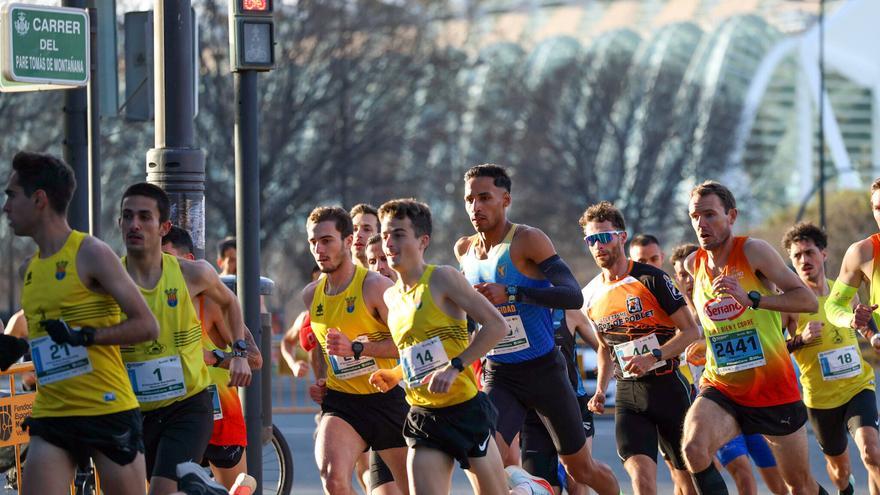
147, 0, 207, 258
63, 0, 89, 234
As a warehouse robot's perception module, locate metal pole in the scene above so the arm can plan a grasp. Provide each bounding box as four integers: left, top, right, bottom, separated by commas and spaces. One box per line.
63, 0, 88, 233
146, 0, 206, 258
818, 0, 826, 230
235, 70, 263, 490
6, 235, 13, 315
87, 9, 101, 238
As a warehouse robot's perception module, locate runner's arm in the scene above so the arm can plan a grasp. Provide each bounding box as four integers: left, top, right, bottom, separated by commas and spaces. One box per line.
513, 228, 583, 309
311, 345, 327, 380
359, 272, 399, 359
78, 238, 159, 345
566, 309, 599, 351
594, 330, 614, 397
204, 297, 262, 370
280, 313, 306, 371
740, 239, 817, 313
439, 266, 507, 365
4, 310, 26, 338
659, 306, 700, 360
826, 240, 873, 329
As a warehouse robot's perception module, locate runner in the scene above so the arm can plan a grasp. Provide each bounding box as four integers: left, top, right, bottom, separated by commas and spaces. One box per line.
682, 180, 824, 495
367, 233, 397, 282
351, 203, 380, 268
217, 237, 236, 276
369, 198, 552, 495
579, 202, 699, 495
629, 234, 665, 268
302, 206, 410, 495
161, 226, 264, 490
788, 219, 880, 494
4, 151, 158, 495
671, 244, 785, 495
456, 164, 618, 495
119, 182, 253, 495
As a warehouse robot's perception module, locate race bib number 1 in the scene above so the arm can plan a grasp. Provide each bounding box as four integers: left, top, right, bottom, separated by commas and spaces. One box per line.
329, 336, 379, 380
400, 337, 449, 388
613, 334, 666, 378
32, 335, 92, 385
126, 355, 187, 402
489, 312, 531, 356
819, 345, 862, 381
710, 328, 766, 374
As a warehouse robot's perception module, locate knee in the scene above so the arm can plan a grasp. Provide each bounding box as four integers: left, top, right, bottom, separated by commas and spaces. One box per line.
321, 467, 351, 494
826, 460, 849, 482
863, 445, 880, 468
563, 457, 595, 485
682, 440, 712, 473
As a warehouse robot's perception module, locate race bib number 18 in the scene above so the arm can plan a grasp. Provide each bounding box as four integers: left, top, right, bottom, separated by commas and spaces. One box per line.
400, 337, 449, 388
32, 335, 92, 385
819, 345, 862, 381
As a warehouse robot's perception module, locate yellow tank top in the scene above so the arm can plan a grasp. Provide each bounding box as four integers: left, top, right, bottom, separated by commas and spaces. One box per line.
386, 265, 477, 408
792, 281, 875, 409
310, 265, 397, 394
21, 231, 139, 417
121, 254, 210, 411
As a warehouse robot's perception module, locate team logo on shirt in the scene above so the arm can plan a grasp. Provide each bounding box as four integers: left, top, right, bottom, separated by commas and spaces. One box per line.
315, 303, 324, 316
703, 296, 745, 321
55, 261, 68, 280
664, 275, 683, 300
345, 296, 357, 313
626, 295, 643, 314
165, 288, 179, 307
146, 340, 166, 355
497, 264, 507, 278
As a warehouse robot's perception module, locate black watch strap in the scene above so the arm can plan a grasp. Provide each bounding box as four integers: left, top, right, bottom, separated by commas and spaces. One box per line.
351, 341, 364, 360
450, 357, 464, 372
212, 349, 226, 367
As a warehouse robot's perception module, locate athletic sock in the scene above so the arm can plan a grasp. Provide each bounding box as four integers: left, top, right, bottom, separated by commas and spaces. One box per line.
691, 464, 728, 495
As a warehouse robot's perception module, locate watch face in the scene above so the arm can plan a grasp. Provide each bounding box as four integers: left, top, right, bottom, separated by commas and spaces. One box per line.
234, 339, 248, 351
352, 341, 364, 352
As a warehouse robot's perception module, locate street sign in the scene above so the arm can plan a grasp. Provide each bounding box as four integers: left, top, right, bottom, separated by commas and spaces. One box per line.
1, 4, 89, 86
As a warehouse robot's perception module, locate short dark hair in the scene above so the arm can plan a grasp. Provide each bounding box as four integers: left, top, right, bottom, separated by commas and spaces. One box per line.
162, 226, 194, 255
872, 178, 880, 193
464, 164, 512, 192
691, 181, 736, 213
782, 222, 828, 251
378, 198, 432, 238
578, 201, 626, 231
11, 151, 76, 214
630, 234, 660, 248
367, 233, 382, 246
217, 236, 236, 259
121, 182, 170, 223
670, 243, 698, 264
307, 206, 354, 238
350, 203, 378, 219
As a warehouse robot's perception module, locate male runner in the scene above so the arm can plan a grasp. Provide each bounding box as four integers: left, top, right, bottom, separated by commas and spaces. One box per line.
4, 151, 158, 495
682, 180, 823, 495
629, 234, 665, 268
579, 202, 699, 495
161, 226, 263, 490
367, 233, 397, 282
793, 217, 880, 493
351, 203, 380, 268
302, 206, 409, 495
672, 244, 785, 495
117, 183, 252, 495
217, 237, 236, 276
456, 164, 618, 494
369, 198, 552, 495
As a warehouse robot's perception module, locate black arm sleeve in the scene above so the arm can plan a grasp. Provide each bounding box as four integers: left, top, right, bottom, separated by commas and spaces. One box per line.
517, 255, 584, 309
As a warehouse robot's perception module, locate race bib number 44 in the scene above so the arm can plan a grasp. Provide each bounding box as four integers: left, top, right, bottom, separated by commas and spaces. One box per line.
32, 335, 92, 385
489, 313, 531, 356
400, 337, 449, 388
126, 355, 187, 402
329, 336, 379, 380
819, 345, 862, 381
710, 328, 766, 374
613, 334, 666, 378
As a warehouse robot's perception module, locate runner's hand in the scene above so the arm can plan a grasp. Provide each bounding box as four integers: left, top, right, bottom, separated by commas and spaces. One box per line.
624, 354, 656, 377
369, 369, 402, 392
802, 321, 823, 343
871, 334, 880, 351
228, 356, 252, 387
711, 276, 749, 308
422, 365, 459, 394
326, 328, 354, 357
588, 391, 605, 414
473, 283, 508, 305
309, 378, 327, 404
41, 319, 94, 347
686, 341, 706, 366
851, 304, 878, 330
291, 360, 310, 378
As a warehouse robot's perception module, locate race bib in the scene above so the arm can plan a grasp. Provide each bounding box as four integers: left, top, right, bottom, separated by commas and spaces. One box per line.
710, 329, 765, 374
400, 337, 449, 388
126, 355, 187, 402
207, 384, 223, 420
329, 336, 379, 380
31, 335, 92, 385
613, 334, 666, 378
819, 345, 862, 381
488, 313, 531, 356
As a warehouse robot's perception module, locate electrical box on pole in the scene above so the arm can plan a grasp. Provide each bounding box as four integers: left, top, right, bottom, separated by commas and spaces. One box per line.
228, 0, 274, 72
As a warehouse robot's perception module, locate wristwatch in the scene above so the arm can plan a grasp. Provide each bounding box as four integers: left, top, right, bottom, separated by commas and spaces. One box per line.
211, 349, 226, 367
650, 348, 663, 363
232, 339, 248, 358
449, 357, 464, 372
351, 341, 364, 360
506, 285, 519, 304
747, 291, 761, 310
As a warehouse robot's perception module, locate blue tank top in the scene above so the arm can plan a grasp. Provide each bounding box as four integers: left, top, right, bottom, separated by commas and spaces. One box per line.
460, 224, 555, 363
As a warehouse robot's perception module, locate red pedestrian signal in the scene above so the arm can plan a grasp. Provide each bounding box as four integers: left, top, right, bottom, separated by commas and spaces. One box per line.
230, 0, 274, 71
238, 0, 272, 14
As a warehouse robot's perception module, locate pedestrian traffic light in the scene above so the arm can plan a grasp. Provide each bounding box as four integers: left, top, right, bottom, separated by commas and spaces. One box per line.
229, 0, 274, 71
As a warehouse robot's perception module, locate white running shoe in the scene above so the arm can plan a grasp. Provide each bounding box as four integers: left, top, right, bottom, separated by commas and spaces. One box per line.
175, 461, 228, 495
505, 465, 554, 495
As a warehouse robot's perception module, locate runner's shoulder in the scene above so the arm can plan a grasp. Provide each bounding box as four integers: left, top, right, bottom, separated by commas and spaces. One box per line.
843, 237, 876, 265
454, 235, 474, 260
301, 278, 321, 307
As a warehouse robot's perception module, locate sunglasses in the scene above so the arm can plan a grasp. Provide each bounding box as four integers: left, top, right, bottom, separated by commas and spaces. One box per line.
584, 231, 624, 246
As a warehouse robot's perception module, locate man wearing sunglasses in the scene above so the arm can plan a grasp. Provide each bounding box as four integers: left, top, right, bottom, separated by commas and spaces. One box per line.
579, 202, 700, 495
456, 164, 619, 495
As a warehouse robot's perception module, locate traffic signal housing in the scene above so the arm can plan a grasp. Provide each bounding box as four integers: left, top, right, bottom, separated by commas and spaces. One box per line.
229, 0, 274, 71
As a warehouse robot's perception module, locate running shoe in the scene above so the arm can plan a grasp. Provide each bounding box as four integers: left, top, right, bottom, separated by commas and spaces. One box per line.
176, 461, 227, 495
505, 465, 554, 495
